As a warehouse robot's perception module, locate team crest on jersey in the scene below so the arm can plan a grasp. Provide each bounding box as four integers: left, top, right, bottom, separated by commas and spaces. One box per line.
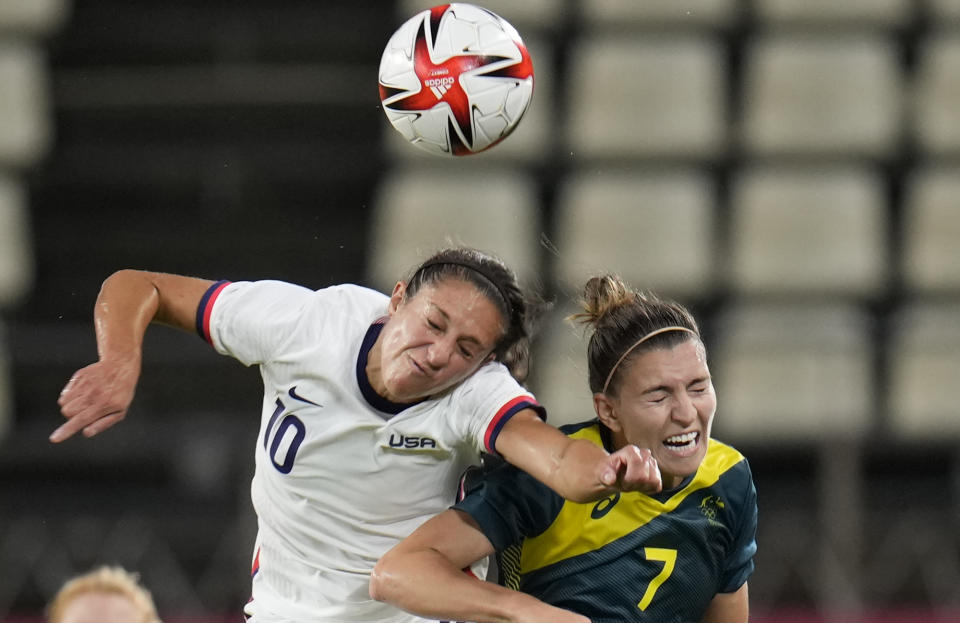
699, 494, 726, 527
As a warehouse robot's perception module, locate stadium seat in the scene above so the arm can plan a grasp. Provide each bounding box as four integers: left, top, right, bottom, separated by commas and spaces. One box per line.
564, 35, 726, 160
367, 166, 541, 292
381, 36, 555, 163
751, 0, 913, 27
527, 303, 595, 428
739, 33, 902, 158
887, 301, 960, 440
711, 301, 875, 443
727, 164, 888, 298
901, 166, 960, 294
924, 0, 960, 23
912, 33, 960, 156
712, 300, 873, 612
552, 167, 717, 302
0, 173, 33, 309
579, 0, 739, 29
0, 41, 53, 168
0, 0, 70, 36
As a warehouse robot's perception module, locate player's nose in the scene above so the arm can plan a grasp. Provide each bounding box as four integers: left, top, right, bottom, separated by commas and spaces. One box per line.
424, 338, 454, 369
671, 392, 698, 425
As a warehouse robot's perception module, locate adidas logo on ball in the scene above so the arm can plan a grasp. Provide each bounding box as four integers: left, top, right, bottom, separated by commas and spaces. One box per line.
424, 76, 456, 99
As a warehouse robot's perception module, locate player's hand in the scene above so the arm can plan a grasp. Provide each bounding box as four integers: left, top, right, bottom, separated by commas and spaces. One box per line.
599, 444, 662, 494
52, 356, 141, 443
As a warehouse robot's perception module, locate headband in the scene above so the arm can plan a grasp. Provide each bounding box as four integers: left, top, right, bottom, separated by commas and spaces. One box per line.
415, 259, 514, 318
601, 326, 697, 395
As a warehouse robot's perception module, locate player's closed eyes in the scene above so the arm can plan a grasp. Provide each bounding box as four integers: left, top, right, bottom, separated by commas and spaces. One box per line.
425, 319, 476, 359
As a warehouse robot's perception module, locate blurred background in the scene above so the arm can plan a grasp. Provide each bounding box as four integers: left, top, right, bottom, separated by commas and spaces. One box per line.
1, 0, 959, 621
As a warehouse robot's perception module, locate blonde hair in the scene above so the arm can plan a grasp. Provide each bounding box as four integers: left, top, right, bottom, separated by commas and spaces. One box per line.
47, 566, 161, 623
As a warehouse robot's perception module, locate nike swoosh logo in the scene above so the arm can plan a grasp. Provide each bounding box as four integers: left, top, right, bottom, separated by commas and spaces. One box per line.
288, 386, 321, 406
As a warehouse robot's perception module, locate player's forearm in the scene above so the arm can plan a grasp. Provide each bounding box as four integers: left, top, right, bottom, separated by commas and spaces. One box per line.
370, 550, 561, 623
549, 437, 620, 503
93, 270, 164, 362
496, 415, 622, 504
94, 269, 211, 359
551, 439, 663, 503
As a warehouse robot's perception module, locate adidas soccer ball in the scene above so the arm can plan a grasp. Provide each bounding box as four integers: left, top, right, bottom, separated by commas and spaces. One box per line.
378, 3, 534, 156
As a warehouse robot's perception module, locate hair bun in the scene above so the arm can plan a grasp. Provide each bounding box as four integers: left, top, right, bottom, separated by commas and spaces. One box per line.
575, 275, 634, 327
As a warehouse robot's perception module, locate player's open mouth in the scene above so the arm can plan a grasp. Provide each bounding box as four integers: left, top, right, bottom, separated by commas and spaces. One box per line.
663, 431, 700, 455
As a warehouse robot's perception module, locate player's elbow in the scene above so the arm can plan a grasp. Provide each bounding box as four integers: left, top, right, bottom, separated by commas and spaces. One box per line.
368, 555, 399, 603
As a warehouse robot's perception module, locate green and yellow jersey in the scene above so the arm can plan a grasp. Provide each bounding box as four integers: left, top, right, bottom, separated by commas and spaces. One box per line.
454, 421, 758, 623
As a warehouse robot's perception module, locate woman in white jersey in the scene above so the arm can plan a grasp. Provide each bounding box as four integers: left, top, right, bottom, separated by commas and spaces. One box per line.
52, 247, 661, 622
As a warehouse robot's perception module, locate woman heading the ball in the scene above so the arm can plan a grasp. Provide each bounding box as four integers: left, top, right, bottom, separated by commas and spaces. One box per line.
370, 275, 758, 623
53, 247, 661, 622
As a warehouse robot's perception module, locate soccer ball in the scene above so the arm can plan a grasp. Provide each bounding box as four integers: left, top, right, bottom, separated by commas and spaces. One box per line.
378, 3, 534, 157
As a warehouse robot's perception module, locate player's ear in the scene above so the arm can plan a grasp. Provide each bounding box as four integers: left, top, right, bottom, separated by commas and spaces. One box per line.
593, 393, 622, 433
388, 281, 407, 315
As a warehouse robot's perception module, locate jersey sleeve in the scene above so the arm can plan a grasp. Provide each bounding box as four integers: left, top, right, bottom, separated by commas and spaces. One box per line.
718, 459, 759, 593
453, 363, 546, 456
453, 460, 564, 552
197, 280, 317, 366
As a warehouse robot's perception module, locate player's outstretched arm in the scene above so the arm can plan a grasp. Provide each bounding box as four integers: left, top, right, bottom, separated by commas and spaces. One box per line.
52, 270, 215, 443
370, 509, 590, 623
495, 410, 662, 504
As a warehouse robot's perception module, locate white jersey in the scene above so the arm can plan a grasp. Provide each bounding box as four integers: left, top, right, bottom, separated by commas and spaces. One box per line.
197, 280, 542, 622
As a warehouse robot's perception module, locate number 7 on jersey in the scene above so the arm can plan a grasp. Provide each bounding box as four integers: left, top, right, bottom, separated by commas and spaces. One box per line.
638, 547, 677, 611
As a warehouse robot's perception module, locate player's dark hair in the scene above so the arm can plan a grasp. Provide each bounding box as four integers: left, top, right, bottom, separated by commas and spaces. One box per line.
571, 275, 700, 397
405, 247, 544, 382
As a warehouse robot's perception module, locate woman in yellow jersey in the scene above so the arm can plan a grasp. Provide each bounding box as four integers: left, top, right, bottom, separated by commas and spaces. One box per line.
371, 275, 758, 623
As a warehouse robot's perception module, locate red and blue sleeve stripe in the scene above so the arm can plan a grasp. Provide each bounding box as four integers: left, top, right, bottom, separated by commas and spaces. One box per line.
196, 280, 231, 344
484, 396, 546, 455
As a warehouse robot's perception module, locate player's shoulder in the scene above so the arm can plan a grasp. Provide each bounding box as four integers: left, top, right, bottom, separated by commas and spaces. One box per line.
223, 281, 387, 316
279, 283, 389, 327
223, 278, 309, 298
311, 282, 389, 308
443, 360, 546, 429
558, 419, 603, 439
700, 438, 757, 504
449, 359, 524, 398
704, 438, 749, 471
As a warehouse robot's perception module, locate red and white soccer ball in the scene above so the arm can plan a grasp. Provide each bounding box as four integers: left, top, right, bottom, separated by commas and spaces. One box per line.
378, 3, 534, 156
